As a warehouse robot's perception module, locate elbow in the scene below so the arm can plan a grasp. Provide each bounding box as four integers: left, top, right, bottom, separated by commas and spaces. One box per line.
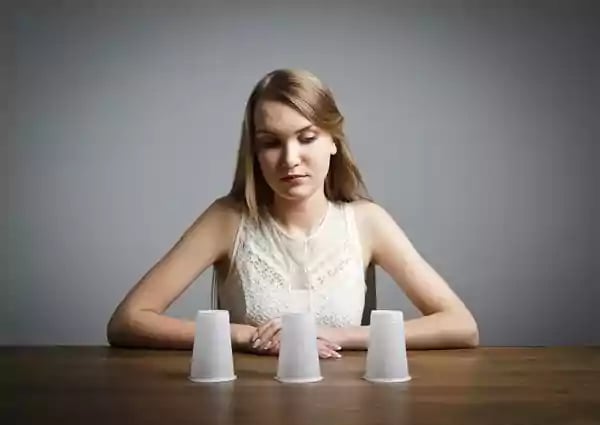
442, 308, 479, 349
106, 315, 123, 347
459, 312, 480, 348
106, 310, 134, 348
463, 325, 479, 348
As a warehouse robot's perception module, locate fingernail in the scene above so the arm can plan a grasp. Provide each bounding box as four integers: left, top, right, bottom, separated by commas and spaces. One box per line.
264, 341, 272, 349
252, 339, 261, 348
335, 345, 342, 350
334, 352, 342, 358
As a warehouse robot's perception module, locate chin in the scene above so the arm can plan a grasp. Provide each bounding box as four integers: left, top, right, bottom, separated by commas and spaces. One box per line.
273, 185, 317, 202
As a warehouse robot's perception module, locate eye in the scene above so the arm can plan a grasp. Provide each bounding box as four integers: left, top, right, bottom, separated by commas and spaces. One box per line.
300, 134, 317, 144
258, 139, 280, 149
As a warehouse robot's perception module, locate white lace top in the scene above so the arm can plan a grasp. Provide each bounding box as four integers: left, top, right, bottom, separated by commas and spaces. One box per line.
213, 201, 366, 327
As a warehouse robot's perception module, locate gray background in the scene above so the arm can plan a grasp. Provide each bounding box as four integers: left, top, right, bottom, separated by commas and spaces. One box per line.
2, 0, 598, 346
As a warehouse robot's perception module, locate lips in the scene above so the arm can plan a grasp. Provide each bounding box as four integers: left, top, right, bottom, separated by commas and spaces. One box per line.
281, 174, 308, 181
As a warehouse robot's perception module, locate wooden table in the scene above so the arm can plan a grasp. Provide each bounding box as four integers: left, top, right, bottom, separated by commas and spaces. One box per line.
2, 347, 599, 425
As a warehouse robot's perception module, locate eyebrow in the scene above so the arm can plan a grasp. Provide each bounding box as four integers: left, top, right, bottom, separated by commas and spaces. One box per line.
255, 124, 315, 136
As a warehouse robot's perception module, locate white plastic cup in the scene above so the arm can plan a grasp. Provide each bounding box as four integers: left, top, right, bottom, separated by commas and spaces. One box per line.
189, 310, 237, 383
275, 312, 323, 383
364, 310, 411, 383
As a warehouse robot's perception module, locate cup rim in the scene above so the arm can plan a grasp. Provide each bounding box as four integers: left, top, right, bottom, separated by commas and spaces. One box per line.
275, 375, 323, 383
188, 375, 237, 383
196, 309, 229, 315
362, 375, 412, 383
371, 310, 404, 316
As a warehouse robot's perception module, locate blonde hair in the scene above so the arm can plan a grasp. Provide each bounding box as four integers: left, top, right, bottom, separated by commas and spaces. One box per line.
229, 68, 371, 219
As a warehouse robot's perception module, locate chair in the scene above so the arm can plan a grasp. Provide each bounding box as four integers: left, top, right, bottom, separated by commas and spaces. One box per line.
361, 262, 377, 325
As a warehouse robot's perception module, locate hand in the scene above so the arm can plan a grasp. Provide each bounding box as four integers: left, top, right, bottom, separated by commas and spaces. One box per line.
232, 324, 259, 350
316, 338, 343, 359
251, 318, 343, 359
249, 332, 281, 357
251, 318, 282, 351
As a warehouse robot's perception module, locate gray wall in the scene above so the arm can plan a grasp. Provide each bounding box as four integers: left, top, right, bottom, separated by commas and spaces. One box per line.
3, 1, 598, 346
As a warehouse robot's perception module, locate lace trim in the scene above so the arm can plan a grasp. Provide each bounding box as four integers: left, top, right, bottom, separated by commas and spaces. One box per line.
218, 202, 366, 327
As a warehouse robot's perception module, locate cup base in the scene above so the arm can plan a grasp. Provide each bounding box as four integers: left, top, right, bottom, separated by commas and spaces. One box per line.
363, 375, 412, 383
188, 375, 237, 383
275, 375, 323, 384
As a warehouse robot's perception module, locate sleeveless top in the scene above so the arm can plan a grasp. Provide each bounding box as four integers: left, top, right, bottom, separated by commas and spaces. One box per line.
213, 201, 366, 327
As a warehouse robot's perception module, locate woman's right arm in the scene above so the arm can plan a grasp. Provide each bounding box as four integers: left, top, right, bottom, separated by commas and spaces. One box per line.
106, 197, 254, 350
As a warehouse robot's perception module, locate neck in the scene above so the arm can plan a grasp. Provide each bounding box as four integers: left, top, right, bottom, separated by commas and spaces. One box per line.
270, 191, 329, 237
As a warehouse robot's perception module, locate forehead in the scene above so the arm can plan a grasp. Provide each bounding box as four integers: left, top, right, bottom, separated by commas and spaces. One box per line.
254, 100, 312, 134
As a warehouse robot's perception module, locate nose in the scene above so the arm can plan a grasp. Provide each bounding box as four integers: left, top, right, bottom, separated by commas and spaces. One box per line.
282, 140, 301, 169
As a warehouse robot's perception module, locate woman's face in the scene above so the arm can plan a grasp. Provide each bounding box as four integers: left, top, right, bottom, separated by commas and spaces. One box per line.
254, 100, 337, 202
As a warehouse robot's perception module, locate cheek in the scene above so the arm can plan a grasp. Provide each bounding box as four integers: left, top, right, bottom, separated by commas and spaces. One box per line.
308, 145, 333, 174
257, 151, 278, 177
319, 156, 333, 177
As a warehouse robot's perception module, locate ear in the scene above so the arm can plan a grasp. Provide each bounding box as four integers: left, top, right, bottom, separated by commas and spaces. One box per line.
330, 139, 338, 156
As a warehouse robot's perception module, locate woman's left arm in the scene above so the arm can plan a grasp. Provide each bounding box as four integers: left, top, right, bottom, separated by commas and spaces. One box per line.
321, 202, 479, 350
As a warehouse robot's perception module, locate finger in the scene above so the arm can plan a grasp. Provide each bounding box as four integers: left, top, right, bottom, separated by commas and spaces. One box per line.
249, 341, 277, 356
253, 318, 279, 340
262, 338, 275, 350
267, 334, 280, 353
252, 328, 276, 350
319, 339, 342, 351
258, 328, 282, 350
254, 321, 282, 349
319, 349, 332, 359
251, 319, 276, 347
253, 329, 274, 349
251, 320, 273, 342
318, 341, 342, 359
261, 332, 280, 355
319, 348, 341, 359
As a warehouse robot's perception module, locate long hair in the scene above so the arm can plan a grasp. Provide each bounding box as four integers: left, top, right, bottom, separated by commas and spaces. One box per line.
225, 69, 377, 324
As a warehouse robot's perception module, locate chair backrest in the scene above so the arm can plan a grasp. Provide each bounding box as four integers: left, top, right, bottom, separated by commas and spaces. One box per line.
361, 262, 377, 325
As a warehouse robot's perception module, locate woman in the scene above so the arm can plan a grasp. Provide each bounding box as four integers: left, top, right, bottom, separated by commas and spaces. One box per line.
107, 69, 479, 358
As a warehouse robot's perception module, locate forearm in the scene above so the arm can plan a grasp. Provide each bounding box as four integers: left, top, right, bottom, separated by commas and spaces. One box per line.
330, 310, 479, 350
332, 326, 369, 350
107, 310, 254, 350
106, 310, 195, 349
404, 310, 479, 349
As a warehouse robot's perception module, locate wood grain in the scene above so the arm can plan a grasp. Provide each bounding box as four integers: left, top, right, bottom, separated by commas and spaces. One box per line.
2, 347, 599, 425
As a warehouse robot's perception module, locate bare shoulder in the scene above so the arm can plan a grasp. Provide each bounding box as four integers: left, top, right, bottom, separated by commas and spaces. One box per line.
210, 195, 244, 224
349, 199, 394, 232
200, 195, 242, 229
182, 195, 243, 258
198, 194, 240, 216
348, 200, 398, 262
